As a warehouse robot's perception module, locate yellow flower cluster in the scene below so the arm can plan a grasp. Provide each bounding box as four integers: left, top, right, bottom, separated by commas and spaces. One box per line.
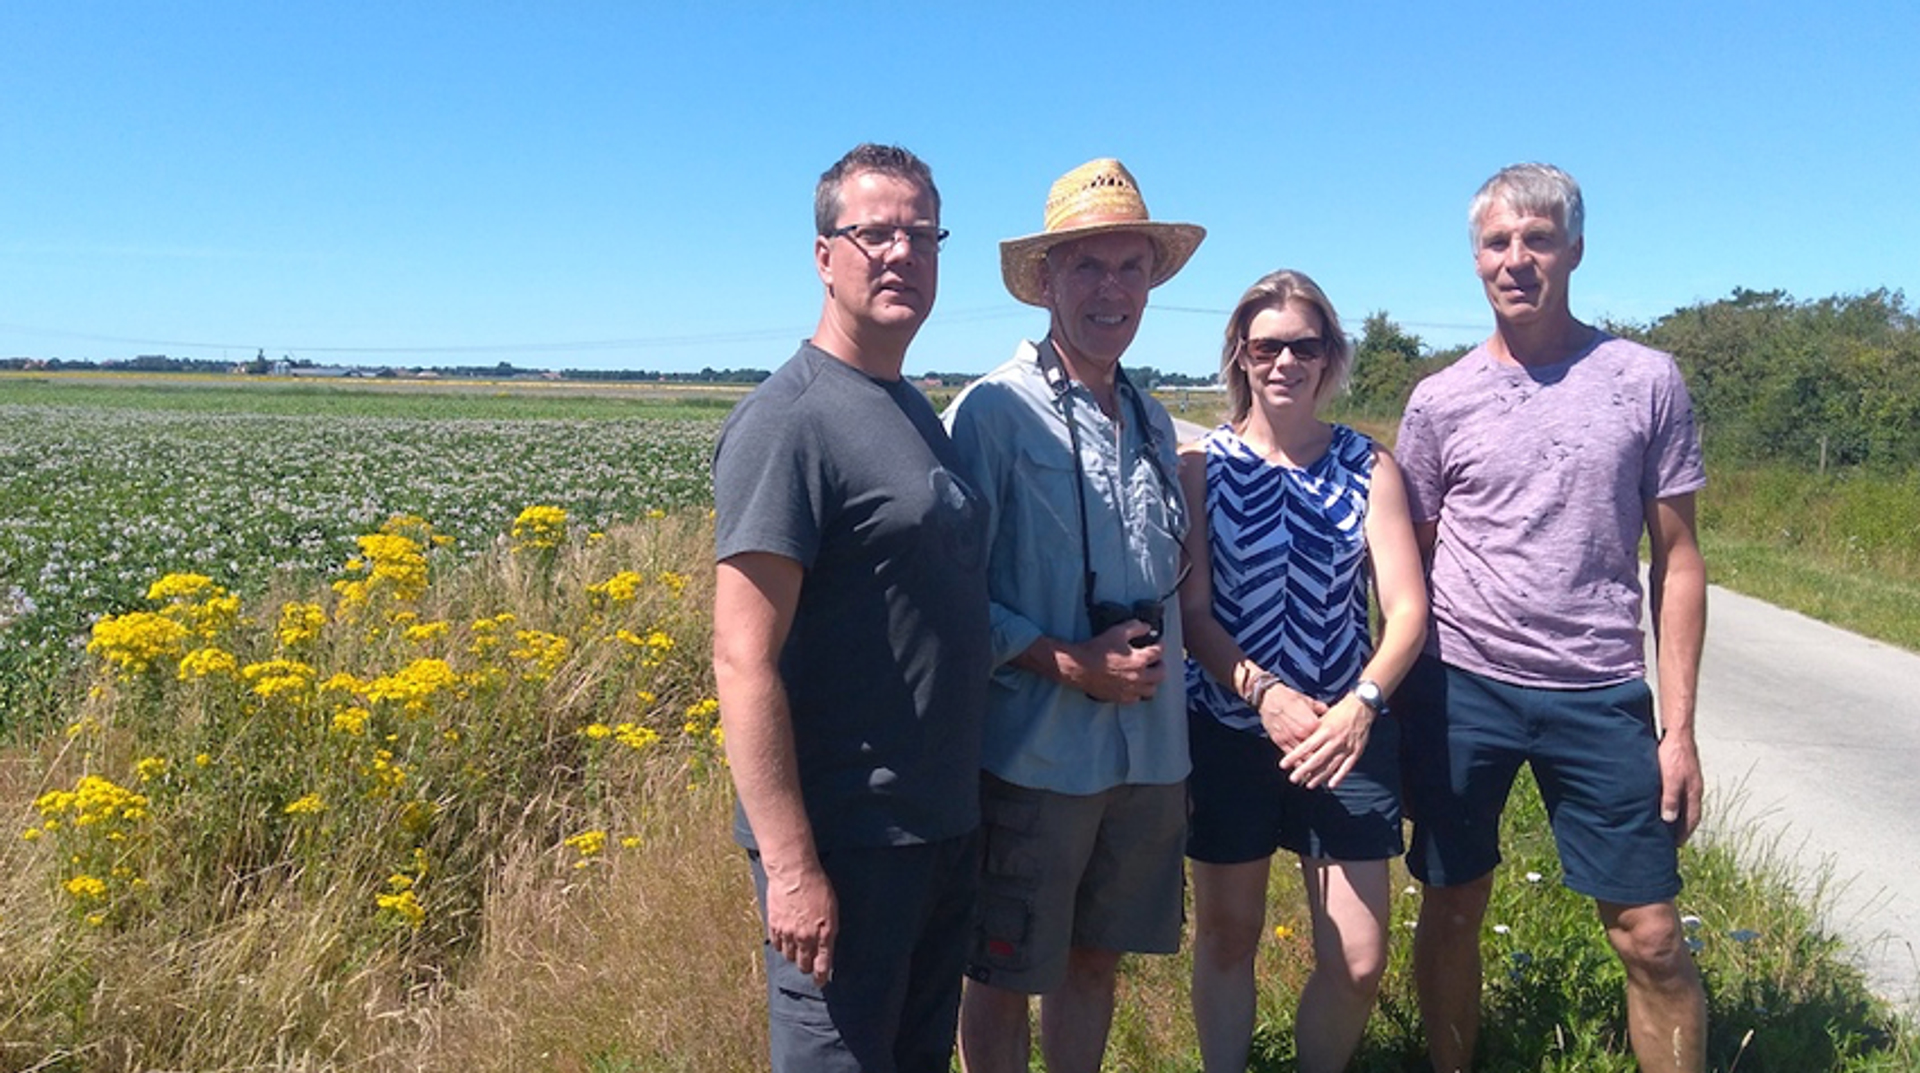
580, 722, 660, 752
563, 828, 607, 868
242, 658, 317, 701
179, 645, 239, 681
468, 612, 517, 657
332, 705, 371, 736
509, 629, 570, 682
615, 628, 675, 668
88, 610, 191, 675
365, 658, 462, 718
510, 504, 569, 551
284, 793, 325, 815
365, 749, 408, 797
376, 871, 427, 928
681, 697, 724, 751
276, 601, 328, 647
146, 573, 243, 638
333, 518, 435, 613
33, 774, 151, 830
404, 620, 450, 644
27, 774, 153, 922
586, 570, 644, 604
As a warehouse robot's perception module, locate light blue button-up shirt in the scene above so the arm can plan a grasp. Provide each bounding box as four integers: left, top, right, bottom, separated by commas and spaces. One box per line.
944, 340, 1191, 794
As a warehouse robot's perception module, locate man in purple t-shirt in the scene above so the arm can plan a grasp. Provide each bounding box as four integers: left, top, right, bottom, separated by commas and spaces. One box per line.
1394, 163, 1709, 1073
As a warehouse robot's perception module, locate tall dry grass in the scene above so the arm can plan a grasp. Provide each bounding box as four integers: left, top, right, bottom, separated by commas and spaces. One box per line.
0, 507, 773, 1072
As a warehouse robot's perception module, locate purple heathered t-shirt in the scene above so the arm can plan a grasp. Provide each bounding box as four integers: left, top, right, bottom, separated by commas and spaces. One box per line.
1394, 333, 1705, 688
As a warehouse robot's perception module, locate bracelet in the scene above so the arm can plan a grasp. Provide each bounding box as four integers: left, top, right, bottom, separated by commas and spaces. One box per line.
1232, 659, 1262, 698
1245, 671, 1281, 711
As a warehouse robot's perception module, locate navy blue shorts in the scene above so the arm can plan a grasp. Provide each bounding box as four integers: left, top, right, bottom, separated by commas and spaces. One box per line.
749, 832, 979, 1073
1397, 654, 1682, 905
1186, 706, 1404, 865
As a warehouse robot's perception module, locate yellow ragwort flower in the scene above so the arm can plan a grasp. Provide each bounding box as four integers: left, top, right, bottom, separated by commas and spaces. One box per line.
64, 874, 109, 901
178, 645, 239, 681
241, 658, 317, 701
283, 793, 325, 815
508, 629, 570, 682
587, 570, 645, 605
366, 658, 461, 718
510, 504, 569, 551
276, 601, 328, 646
564, 829, 607, 866
88, 611, 190, 674
376, 887, 426, 927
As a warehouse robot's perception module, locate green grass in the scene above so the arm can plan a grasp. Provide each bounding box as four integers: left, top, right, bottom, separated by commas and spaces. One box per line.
1696, 462, 1920, 652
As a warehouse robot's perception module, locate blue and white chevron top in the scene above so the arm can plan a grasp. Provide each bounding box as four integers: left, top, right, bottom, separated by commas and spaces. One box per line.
1186, 422, 1376, 734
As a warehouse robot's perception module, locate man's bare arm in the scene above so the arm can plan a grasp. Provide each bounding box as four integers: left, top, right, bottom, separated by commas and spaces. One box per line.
1646, 492, 1707, 843
713, 552, 836, 984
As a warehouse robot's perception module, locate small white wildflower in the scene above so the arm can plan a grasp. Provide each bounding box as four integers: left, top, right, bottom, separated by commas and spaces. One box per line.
1524, 871, 1544, 883
1492, 924, 1511, 935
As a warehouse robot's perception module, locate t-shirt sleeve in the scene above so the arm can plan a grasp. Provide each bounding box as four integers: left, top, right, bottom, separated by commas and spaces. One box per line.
1394, 387, 1445, 524
713, 395, 830, 567
1642, 354, 1708, 501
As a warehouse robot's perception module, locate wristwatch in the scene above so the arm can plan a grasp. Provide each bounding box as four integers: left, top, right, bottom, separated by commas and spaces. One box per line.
1354, 679, 1389, 716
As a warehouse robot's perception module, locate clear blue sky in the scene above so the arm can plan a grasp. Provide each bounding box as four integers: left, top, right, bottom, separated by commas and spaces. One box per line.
4, 1, 1915, 377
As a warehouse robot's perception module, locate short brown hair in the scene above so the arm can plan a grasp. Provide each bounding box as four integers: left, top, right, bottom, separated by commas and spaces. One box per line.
814, 144, 940, 235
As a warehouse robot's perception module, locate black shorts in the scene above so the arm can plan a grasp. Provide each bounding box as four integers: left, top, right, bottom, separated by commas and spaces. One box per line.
1186, 706, 1403, 864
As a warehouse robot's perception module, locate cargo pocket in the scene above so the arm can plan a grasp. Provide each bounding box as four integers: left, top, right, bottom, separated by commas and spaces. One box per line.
968, 782, 1044, 982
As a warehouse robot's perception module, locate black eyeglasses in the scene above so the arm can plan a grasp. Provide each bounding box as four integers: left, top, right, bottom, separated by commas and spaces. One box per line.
828, 223, 949, 256
1243, 336, 1329, 364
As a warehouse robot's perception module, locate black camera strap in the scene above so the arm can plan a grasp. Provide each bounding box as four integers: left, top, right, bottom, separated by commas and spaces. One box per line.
1034, 338, 1160, 627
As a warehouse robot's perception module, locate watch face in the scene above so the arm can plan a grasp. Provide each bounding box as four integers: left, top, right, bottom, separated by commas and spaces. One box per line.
1356, 681, 1385, 709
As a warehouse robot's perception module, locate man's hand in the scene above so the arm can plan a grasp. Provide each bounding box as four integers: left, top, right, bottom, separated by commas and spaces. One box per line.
1280, 693, 1373, 789
1059, 622, 1167, 704
1658, 732, 1705, 845
1258, 684, 1328, 755
764, 858, 838, 986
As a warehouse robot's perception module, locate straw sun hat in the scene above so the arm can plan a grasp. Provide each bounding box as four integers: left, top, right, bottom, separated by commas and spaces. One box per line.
999, 158, 1206, 307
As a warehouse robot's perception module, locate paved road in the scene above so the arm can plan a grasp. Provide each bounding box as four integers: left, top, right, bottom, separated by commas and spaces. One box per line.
1170, 416, 1920, 1005
1676, 582, 1920, 1008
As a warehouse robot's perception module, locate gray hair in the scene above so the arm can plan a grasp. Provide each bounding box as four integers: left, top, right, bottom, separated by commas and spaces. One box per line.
1220, 268, 1352, 423
1468, 162, 1584, 247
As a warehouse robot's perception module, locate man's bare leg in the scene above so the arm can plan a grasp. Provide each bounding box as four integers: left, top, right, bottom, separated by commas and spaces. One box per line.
1038, 946, 1121, 1073
1413, 874, 1494, 1072
958, 978, 1032, 1073
1600, 899, 1707, 1073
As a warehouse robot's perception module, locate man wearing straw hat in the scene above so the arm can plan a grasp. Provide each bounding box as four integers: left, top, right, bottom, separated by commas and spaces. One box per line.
713, 143, 990, 1073
944, 158, 1204, 1073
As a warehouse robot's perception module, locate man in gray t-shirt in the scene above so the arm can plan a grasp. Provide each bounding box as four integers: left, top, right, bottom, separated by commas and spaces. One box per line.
1394, 163, 1709, 1073
711, 143, 989, 1073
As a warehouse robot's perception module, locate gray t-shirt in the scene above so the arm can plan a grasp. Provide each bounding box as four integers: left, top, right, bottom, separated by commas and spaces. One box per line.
1395, 333, 1705, 688
714, 343, 990, 849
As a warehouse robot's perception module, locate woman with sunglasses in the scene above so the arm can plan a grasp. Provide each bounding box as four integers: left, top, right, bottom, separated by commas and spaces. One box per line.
1177, 269, 1428, 1072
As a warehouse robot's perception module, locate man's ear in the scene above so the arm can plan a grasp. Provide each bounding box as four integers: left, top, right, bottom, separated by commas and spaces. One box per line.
1568, 235, 1585, 272
815, 235, 835, 292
